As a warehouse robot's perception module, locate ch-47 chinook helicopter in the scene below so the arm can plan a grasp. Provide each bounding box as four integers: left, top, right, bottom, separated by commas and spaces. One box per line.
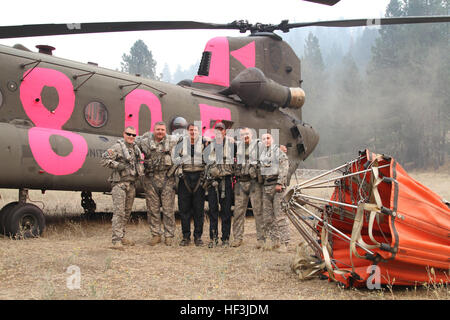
0, 0, 449, 238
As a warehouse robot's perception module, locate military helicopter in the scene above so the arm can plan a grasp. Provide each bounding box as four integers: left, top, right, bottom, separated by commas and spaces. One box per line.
0, 0, 448, 237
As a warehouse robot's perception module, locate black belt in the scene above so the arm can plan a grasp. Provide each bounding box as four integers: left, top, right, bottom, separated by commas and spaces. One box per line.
237, 175, 255, 182
183, 170, 203, 174
264, 177, 278, 185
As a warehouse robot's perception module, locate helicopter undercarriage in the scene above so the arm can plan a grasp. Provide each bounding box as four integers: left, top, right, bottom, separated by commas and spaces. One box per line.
0, 188, 101, 238
0, 189, 45, 238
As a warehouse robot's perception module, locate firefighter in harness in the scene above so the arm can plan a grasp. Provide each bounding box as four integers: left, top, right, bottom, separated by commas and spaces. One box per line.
176, 123, 209, 247
203, 122, 235, 248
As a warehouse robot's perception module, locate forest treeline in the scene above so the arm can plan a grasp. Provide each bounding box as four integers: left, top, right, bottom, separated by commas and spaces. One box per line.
295, 0, 449, 169
121, 0, 449, 170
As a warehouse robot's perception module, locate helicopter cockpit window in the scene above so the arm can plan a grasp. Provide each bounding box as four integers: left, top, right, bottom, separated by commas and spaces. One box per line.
84, 101, 108, 128
197, 51, 212, 76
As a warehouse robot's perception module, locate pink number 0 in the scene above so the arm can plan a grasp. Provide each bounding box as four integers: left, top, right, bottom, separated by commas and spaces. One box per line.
20, 67, 88, 175
124, 89, 162, 135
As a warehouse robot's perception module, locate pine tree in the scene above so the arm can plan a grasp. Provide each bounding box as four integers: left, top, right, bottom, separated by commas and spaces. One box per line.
121, 40, 158, 80
161, 63, 172, 83
366, 0, 449, 168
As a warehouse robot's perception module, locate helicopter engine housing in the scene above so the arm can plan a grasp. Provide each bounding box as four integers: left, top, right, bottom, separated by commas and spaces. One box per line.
230, 67, 305, 110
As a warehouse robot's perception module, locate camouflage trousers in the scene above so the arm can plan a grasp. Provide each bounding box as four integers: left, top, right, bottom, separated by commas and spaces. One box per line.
111, 181, 136, 243
144, 173, 176, 238
262, 184, 290, 244
232, 180, 264, 241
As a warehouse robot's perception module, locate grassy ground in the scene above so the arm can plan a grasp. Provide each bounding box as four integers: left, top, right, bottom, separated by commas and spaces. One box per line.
0, 169, 448, 300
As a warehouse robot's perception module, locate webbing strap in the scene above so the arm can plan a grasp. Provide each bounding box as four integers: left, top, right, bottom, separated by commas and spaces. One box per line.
151, 174, 169, 198
349, 157, 386, 273
321, 219, 351, 281
182, 175, 202, 194
291, 242, 326, 280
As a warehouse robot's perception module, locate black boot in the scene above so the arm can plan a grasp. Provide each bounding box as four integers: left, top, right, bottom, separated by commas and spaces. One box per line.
179, 238, 191, 246
194, 238, 204, 247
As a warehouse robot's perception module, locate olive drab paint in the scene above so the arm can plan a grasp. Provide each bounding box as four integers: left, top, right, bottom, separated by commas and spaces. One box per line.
0, 34, 320, 193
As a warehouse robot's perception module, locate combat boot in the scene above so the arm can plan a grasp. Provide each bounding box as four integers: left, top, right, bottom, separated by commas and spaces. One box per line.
148, 235, 161, 246
194, 238, 203, 247
121, 238, 135, 246
179, 238, 191, 246
110, 241, 124, 251
255, 240, 265, 249
208, 238, 219, 248
165, 237, 174, 246
231, 239, 242, 247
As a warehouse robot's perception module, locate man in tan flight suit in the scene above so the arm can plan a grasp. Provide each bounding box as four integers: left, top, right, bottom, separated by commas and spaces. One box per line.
260, 132, 290, 253
231, 127, 265, 248
101, 126, 144, 250
136, 121, 179, 246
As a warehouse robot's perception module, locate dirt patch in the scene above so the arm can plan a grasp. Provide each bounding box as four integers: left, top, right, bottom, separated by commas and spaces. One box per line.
0, 170, 448, 300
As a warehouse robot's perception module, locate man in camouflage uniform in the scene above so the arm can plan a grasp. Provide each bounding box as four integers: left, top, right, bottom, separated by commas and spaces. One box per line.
101, 126, 144, 250
260, 132, 290, 253
231, 127, 265, 248
136, 121, 179, 246
176, 123, 208, 247
204, 122, 234, 248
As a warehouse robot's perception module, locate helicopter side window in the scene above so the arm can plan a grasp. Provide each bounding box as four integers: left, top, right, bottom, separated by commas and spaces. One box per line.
0, 88, 3, 108
197, 51, 212, 76
84, 101, 108, 128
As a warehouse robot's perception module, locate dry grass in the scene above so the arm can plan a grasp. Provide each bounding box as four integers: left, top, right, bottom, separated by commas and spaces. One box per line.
0, 169, 448, 300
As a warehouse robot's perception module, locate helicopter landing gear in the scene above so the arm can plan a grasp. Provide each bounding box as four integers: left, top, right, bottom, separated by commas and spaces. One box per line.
0, 189, 45, 238
81, 191, 96, 216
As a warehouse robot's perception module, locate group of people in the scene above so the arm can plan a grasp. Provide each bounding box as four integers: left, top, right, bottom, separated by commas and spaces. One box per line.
101, 121, 290, 252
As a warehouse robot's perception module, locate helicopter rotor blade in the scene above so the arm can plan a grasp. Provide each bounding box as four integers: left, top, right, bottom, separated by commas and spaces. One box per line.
0, 21, 244, 39
284, 15, 450, 30
0, 15, 449, 39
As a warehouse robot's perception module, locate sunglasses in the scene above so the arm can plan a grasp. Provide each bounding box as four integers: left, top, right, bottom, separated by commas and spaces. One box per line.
125, 132, 136, 137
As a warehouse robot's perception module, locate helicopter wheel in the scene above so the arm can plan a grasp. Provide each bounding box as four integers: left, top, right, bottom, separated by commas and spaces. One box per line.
4, 203, 45, 239
81, 191, 96, 217
0, 202, 19, 235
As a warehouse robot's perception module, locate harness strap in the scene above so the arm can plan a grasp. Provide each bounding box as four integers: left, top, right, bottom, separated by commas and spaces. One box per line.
182, 174, 203, 194
150, 174, 170, 198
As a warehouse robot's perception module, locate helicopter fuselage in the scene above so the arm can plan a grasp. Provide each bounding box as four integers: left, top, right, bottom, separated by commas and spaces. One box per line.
0, 43, 306, 193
